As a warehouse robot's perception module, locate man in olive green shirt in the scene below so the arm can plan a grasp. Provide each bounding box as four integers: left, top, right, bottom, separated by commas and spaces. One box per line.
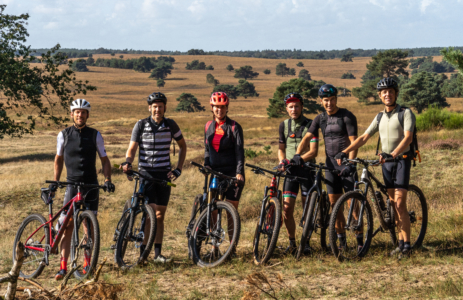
335, 77, 416, 257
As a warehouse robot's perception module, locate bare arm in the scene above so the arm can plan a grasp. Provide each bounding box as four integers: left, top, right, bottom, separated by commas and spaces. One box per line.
278, 144, 286, 162
54, 155, 64, 181
336, 133, 371, 165
300, 140, 318, 162
296, 132, 314, 156
123, 141, 139, 172
348, 136, 358, 160
174, 138, 187, 171
391, 131, 413, 158
100, 156, 112, 182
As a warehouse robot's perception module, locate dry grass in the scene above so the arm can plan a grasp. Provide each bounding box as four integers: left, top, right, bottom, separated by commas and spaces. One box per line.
1, 55, 463, 299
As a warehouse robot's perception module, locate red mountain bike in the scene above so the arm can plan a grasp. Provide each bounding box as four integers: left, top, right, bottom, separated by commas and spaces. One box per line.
13, 181, 107, 279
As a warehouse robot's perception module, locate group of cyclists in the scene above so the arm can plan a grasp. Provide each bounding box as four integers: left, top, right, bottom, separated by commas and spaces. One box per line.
48, 76, 416, 280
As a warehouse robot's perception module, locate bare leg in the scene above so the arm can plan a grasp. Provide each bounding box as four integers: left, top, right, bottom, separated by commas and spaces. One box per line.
283, 197, 296, 239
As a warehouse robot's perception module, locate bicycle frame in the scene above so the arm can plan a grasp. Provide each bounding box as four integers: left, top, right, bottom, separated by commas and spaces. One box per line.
24, 187, 84, 265
256, 173, 282, 233
298, 165, 325, 228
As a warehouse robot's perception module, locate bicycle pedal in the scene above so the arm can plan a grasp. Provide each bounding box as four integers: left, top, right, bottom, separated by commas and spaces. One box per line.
110, 244, 116, 250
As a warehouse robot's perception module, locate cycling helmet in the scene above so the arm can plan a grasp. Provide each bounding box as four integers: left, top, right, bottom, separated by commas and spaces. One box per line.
284, 92, 303, 105
147, 92, 167, 105
70, 99, 91, 112
210, 92, 229, 106
318, 84, 338, 98
377, 77, 399, 93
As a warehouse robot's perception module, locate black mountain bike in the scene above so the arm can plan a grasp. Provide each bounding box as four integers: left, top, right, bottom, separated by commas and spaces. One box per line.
246, 163, 311, 265
329, 157, 427, 261
112, 166, 176, 269
295, 162, 340, 260
186, 162, 241, 268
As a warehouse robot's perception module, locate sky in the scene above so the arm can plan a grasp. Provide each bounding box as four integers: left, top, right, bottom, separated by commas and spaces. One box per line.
2, 0, 463, 51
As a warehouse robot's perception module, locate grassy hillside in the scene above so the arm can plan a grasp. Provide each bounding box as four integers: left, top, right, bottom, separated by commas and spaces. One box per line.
1, 55, 463, 299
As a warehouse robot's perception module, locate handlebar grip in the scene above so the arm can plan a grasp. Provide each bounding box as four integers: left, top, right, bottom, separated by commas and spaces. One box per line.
190, 161, 203, 168
113, 164, 120, 168
45, 180, 55, 184
167, 182, 177, 188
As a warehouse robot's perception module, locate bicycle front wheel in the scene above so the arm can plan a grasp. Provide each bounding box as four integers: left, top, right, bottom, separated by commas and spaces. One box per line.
296, 191, 318, 260
71, 211, 100, 279
13, 214, 50, 279
187, 194, 202, 260
329, 191, 373, 262
405, 185, 428, 249
116, 204, 157, 269
253, 197, 282, 265
191, 201, 241, 268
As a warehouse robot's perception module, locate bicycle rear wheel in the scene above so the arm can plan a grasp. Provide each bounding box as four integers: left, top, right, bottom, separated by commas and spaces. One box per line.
116, 204, 156, 269
253, 197, 281, 265
71, 211, 100, 279
191, 201, 241, 268
112, 200, 131, 245
13, 214, 50, 279
296, 191, 318, 260
405, 185, 428, 248
329, 191, 373, 262
187, 194, 202, 260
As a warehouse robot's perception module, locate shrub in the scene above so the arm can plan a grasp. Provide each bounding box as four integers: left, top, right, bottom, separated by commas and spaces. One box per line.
416, 105, 463, 131
296, 62, 304, 67
341, 72, 356, 79
206, 65, 214, 70
263, 69, 271, 75
226, 64, 234, 71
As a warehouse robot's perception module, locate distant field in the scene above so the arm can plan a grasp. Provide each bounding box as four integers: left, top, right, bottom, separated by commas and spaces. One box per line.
1, 55, 463, 299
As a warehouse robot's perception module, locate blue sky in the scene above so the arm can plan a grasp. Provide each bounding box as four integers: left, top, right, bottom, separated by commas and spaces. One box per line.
3, 0, 463, 51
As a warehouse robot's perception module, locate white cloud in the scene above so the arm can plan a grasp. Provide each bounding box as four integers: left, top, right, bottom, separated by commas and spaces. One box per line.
420, 0, 434, 13
44, 21, 58, 29
187, 0, 205, 14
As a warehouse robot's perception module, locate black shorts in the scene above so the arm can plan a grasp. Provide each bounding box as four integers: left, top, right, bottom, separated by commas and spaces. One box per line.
382, 159, 411, 190
209, 170, 245, 202
140, 170, 172, 206
63, 182, 99, 213
283, 166, 314, 200
324, 156, 357, 195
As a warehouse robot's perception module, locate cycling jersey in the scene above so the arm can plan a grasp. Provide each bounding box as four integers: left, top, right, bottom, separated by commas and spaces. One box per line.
131, 117, 183, 172
56, 126, 107, 182
308, 108, 358, 158
279, 115, 317, 161
365, 104, 416, 155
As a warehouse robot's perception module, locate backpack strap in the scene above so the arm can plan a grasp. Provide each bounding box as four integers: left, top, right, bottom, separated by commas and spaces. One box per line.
375, 112, 384, 156
319, 112, 328, 137
336, 108, 346, 135
285, 119, 293, 145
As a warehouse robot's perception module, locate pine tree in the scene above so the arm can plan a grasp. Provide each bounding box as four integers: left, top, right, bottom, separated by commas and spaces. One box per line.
226, 64, 234, 71
298, 69, 311, 80
441, 47, 463, 74
236, 80, 259, 99
234, 66, 259, 80
175, 93, 205, 112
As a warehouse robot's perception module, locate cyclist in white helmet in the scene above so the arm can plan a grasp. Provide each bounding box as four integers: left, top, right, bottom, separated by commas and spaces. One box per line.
50, 99, 115, 280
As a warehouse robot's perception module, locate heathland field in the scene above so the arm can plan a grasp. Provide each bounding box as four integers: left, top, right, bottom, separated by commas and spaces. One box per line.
1, 55, 463, 299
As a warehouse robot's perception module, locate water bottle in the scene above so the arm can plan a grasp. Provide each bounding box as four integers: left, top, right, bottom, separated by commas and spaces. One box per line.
55, 214, 65, 232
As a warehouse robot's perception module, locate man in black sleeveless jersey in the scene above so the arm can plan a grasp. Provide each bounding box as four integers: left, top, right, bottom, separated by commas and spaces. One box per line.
51, 99, 115, 280
296, 85, 362, 251
122, 92, 187, 263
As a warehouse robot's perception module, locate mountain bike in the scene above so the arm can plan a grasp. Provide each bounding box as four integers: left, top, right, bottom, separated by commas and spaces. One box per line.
13, 181, 107, 279
246, 163, 310, 265
186, 161, 242, 268
329, 157, 427, 261
295, 162, 340, 260
112, 166, 176, 269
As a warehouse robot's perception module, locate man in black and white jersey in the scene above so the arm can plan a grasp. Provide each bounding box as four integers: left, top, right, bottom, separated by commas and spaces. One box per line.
51, 99, 115, 280
122, 92, 187, 263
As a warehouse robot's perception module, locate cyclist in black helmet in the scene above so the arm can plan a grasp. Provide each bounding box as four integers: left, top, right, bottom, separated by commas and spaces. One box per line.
296, 84, 361, 251
278, 92, 318, 255
335, 77, 416, 257
122, 92, 187, 263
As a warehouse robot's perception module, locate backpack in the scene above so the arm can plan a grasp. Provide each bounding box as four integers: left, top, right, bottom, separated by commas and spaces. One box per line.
205, 120, 236, 144
284, 118, 310, 142
319, 109, 346, 138
138, 117, 177, 156
62, 127, 98, 150
375, 107, 421, 166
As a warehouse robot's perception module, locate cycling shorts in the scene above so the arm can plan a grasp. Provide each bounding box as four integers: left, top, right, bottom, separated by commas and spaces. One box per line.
140, 170, 172, 206
382, 159, 411, 190
283, 166, 314, 200
324, 156, 357, 195
63, 182, 99, 213
208, 170, 245, 202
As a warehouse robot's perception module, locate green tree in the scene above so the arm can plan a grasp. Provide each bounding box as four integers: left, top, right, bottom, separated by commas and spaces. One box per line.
298, 69, 311, 80
442, 73, 463, 97
175, 93, 205, 112
276, 63, 290, 76
398, 71, 449, 113
267, 78, 323, 118
296, 62, 304, 67
0, 5, 96, 138
289, 68, 296, 76
340, 53, 353, 62
119, 55, 124, 59
353, 50, 409, 104
187, 49, 206, 55
226, 64, 234, 72
206, 65, 214, 70
236, 79, 259, 99
157, 78, 165, 88
185, 60, 207, 70
110, 52, 115, 56
234, 65, 259, 80
263, 69, 271, 75
71, 59, 89, 72
341, 72, 356, 79
149, 61, 173, 79
441, 47, 463, 74
133, 56, 155, 72
86, 56, 95, 66
206, 73, 219, 86
212, 85, 238, 99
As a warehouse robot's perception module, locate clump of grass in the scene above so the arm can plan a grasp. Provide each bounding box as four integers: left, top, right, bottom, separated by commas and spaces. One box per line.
416, 105, 463, 131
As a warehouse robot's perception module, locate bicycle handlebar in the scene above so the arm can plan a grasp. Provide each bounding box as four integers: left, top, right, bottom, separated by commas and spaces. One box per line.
190, 161, 240, 183
45, 180, 104, 188
344, 158, 380, 166
113, 164, 176, 187
245, 163, 310, 182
